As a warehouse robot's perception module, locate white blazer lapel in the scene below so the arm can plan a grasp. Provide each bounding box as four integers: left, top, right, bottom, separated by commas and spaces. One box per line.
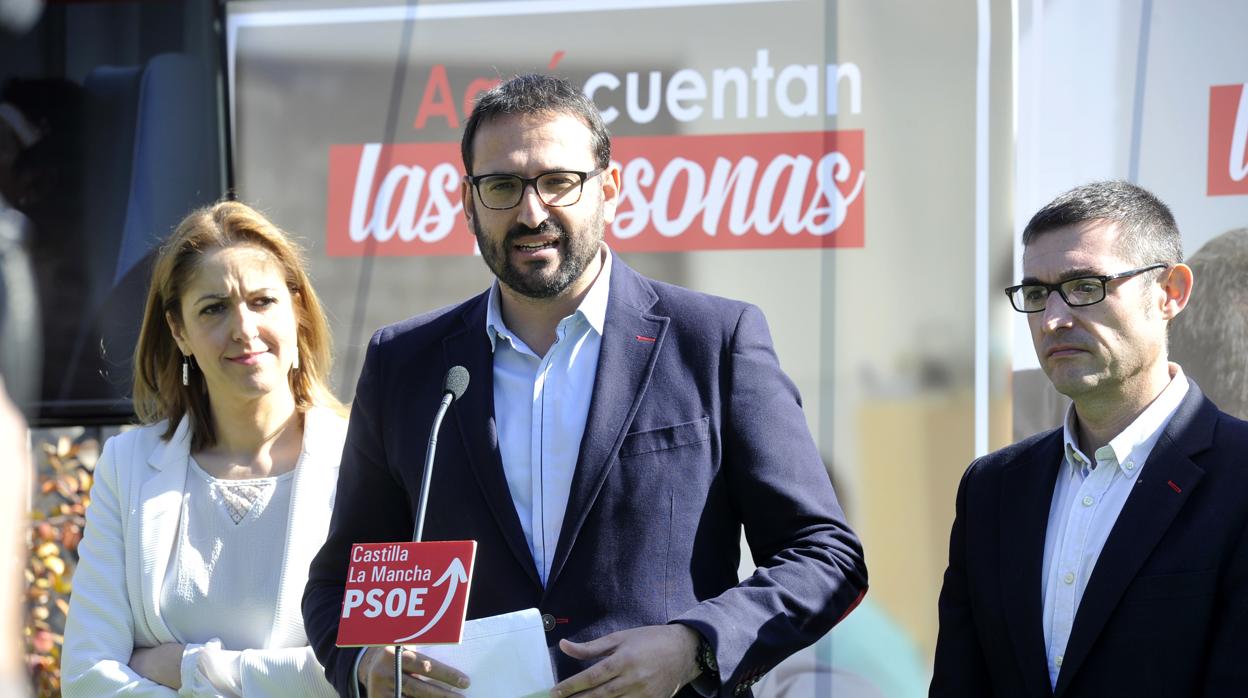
268, 407, 345, 648
135, 416, 193, 645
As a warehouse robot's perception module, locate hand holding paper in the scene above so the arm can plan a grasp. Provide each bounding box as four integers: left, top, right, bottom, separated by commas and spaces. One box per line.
414, 608, 555, 698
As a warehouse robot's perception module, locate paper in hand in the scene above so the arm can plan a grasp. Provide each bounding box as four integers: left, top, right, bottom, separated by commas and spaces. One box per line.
413, 607, 554, 698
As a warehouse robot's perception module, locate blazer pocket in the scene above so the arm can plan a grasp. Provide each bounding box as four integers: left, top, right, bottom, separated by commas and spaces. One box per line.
619, 417, 710, 458
1121, 569, 1217, 605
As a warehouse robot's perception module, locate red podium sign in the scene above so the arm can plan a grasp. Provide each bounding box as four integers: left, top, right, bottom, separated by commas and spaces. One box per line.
336, 540, 477, 647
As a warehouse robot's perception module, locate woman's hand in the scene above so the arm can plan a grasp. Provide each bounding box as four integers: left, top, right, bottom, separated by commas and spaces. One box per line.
130, 643, 185, 689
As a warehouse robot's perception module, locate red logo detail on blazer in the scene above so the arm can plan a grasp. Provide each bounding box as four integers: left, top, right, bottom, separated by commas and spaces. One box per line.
1167, 480, 1182, 493
635, 335, 656, 343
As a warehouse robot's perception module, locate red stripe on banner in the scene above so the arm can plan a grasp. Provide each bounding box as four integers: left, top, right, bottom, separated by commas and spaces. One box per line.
1208, 83, 1248, 197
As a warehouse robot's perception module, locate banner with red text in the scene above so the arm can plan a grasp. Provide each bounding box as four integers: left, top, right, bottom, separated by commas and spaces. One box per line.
327, 130, 865, 255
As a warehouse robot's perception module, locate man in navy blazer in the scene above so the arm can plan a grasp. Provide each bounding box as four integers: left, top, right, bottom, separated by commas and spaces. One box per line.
303, 74, 867, 698
932, 181, 1248, 697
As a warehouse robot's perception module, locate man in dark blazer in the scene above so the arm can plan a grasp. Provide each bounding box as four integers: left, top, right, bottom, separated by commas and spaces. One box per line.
931, 181, 1248, 697
303, 74, 868, 698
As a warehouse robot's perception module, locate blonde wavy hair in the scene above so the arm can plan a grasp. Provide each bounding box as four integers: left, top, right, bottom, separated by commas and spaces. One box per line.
132, 200, 345, 450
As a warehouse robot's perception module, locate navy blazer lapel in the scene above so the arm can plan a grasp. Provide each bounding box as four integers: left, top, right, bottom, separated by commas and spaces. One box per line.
1000, 430, 1064, 697
546, 257, 668, 591
1054, 383, 1213, 696
442, 292, 541, 589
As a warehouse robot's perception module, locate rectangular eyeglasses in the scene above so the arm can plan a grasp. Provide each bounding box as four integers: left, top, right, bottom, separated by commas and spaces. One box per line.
1004, 263, 1168, 313
468, 168, 604, 210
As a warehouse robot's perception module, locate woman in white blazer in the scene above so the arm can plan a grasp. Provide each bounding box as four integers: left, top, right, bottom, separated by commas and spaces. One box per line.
62, 201, 348, 697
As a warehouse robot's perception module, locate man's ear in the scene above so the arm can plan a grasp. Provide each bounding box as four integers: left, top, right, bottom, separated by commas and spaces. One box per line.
461, 177, 475, 226
1159, 263, 1194, 320
600, 163, 622, 225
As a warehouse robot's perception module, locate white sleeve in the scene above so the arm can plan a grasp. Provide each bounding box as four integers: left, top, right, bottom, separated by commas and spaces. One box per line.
235, 645, 339, 697
175, 638, 337, 697
178, 640, 238, 697
61, 437, 177, 698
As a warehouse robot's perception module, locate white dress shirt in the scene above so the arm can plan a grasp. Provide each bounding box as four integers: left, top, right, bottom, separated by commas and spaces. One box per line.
1041, 364, 1189, 688
486, 247, 611, 585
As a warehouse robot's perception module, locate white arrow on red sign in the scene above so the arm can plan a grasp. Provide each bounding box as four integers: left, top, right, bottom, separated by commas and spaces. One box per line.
393, 556, 468, 643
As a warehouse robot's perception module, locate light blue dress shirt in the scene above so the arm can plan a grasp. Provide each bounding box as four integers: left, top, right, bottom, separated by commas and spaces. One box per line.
1040, 364, 1189, 688
485, 248, 611, 586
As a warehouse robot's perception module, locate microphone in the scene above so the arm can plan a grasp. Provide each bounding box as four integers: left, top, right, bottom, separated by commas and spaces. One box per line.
413, 366, 469, 542
443, 364, 469, 402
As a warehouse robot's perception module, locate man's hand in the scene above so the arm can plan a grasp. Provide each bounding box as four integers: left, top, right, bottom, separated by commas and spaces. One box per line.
129, 643, 185, 689
551, 624, 702, 698
358, 646, 470, 697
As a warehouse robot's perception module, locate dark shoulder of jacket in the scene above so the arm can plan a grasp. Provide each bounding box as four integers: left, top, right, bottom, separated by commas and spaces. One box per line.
641, 276, 759, 347
1209, 406, 1248, 455
966, 427, 1062, 479
370, 292, 488, 354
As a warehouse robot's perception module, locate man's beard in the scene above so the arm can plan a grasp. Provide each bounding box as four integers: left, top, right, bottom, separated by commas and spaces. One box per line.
471, 205, 604, 300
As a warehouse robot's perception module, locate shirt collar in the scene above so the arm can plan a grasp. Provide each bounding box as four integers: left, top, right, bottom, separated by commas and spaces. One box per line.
485, 244, 613, 352
1062, 363, 1190, 477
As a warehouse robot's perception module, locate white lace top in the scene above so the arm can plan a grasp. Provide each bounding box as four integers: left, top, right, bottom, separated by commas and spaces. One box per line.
159, 457, 296, 695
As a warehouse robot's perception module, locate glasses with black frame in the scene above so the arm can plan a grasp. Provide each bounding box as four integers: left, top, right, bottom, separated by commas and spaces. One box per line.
1004, 263, 1169, 313
468, 167, 605, 210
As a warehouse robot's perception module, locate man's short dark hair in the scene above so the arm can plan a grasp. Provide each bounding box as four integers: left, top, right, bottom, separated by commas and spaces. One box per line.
460, 73, 611, 176
1169, 228, 1248, 419
1022, 180, 1183, 266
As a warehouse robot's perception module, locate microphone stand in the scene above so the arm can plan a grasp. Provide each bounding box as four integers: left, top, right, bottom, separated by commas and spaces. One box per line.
395, 367, 464, 698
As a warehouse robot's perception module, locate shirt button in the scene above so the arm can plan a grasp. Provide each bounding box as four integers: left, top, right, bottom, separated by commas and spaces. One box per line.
1082, 495, 1095, 507
1063, 572, 1075, 585
541, 613, 556, 632
1125, 461, 1136, 471
1055, 654, 1064, 667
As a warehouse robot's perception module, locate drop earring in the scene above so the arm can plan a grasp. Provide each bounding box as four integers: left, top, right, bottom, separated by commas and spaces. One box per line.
182, 356, 190, 386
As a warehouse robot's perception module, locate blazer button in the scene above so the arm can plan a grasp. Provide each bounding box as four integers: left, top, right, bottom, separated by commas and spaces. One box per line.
542, 613, 556, 632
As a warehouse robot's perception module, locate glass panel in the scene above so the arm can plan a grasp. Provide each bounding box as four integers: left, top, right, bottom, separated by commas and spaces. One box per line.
1, 2, 225, 426
225, 1, 1015, 685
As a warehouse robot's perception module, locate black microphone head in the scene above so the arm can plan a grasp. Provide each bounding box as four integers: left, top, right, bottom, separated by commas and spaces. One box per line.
443, 365, 469, 401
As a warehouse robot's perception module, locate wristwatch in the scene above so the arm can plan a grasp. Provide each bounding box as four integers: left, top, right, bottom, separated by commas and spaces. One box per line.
695, 636, 719, 678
